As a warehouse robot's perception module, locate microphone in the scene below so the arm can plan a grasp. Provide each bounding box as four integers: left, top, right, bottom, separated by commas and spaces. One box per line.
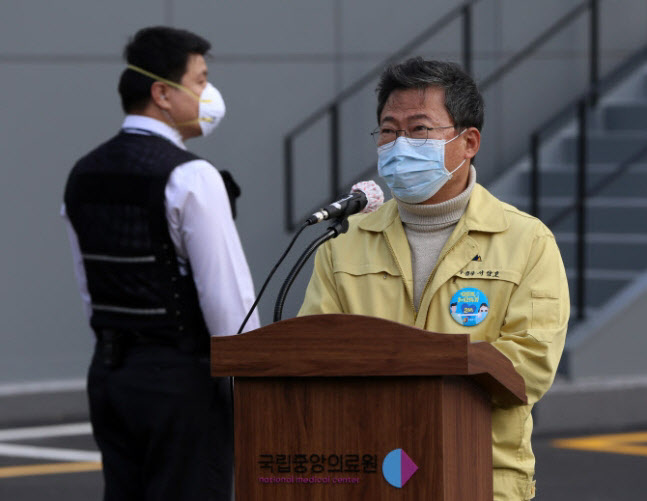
306, 181, 384, 225
351, 180, 384, 213
237, 182, 382, 333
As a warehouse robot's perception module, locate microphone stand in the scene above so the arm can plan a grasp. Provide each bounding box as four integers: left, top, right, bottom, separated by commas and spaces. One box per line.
237, 221, 309, 334
273, 217, 349, 322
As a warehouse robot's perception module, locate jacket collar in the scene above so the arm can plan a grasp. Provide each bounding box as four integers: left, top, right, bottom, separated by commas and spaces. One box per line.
461, 184, 509, 233
357, 197, 400, 232
358, 183, 509, 234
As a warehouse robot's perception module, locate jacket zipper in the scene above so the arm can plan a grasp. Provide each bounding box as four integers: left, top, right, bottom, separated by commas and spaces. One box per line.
417, 232, 467, 314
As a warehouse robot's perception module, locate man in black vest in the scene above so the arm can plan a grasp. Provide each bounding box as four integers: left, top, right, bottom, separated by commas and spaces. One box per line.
63, 26, 259, 501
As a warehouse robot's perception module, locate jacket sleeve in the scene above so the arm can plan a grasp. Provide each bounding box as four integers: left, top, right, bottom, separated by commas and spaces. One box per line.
492, 227, 570, 406
298, 240, 345, 316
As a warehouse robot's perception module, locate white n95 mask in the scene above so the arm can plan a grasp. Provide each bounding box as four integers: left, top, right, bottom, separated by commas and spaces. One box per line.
196, 82, 226, 136
127, 64, 226, 136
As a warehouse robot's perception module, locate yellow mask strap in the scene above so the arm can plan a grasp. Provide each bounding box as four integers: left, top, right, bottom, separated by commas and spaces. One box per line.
127, 64, 200, 100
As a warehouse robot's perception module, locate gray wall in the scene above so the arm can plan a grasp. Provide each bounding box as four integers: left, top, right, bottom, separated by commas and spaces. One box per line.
568, 271, 647, 379
1, 0, 646, 384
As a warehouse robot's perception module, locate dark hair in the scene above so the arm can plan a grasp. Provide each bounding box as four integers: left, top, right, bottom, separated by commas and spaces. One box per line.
376, 57, 484, 131
118, 26, 211, 113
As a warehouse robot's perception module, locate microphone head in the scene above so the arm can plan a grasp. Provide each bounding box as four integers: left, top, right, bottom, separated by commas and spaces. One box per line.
351, 180, 384, 214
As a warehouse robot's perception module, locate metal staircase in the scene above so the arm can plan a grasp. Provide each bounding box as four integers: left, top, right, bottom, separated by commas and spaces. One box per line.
282, 0, 647, 371
491, 55, 647, 324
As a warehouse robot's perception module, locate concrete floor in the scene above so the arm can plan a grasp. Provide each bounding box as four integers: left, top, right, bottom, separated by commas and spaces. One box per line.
0, 422, 645, 500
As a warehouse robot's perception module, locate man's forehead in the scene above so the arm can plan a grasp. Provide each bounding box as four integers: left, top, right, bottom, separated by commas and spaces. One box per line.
386, 87, 429, 106
381, 86, 446, 121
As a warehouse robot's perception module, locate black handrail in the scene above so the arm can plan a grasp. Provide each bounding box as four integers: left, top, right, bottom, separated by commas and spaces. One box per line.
529, 49, 647, 224
283, 0, 645, 328
527, 0, 647, 324
545, 141, 647, 229
284, 0, 479, 139
589, 0, 600, 105
575, 100, 588, 322
462, 4, 473, 77
548, 132, 647, 339
284, 0, 606, 230
478, 1, 593, 91
529, 43, 647, 237
284, 0, 480, 230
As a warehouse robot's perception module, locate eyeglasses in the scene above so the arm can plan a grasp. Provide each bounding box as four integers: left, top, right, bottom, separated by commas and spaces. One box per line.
371, 125, 456, 148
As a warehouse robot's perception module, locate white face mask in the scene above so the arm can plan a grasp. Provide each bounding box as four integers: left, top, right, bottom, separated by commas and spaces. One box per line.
127, 64, 226, 136
196, 82, 226, 136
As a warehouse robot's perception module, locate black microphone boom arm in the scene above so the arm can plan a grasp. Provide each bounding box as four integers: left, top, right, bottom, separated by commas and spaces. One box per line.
273, 218, 349, 322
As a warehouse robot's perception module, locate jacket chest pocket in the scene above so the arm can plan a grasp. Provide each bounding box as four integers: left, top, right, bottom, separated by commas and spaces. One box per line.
332, 261, 413, 320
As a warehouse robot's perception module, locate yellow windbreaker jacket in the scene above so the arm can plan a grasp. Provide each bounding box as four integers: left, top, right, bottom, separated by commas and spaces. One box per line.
299, 183, 569, 500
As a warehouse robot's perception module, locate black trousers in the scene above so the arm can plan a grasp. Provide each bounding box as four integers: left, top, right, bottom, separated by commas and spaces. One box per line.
88, 342, 233, 501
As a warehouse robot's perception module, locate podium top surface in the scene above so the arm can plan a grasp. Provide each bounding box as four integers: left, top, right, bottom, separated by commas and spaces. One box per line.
211, 314, 526, 405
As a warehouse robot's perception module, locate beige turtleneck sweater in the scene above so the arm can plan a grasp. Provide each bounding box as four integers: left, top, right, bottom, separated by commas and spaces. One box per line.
396, 165, 477, 310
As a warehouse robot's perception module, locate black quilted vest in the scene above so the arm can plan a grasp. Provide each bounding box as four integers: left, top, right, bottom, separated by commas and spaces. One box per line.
64, 132, 211, 352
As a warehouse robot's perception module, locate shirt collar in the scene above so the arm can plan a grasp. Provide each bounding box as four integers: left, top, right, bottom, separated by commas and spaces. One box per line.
121, 115, 186, 150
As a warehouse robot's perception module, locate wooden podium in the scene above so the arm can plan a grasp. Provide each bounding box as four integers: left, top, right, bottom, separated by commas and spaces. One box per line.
211, 314, 526, 501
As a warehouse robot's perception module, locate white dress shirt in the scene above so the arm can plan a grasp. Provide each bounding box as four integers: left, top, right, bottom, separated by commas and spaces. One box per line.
62, 115, 260, 336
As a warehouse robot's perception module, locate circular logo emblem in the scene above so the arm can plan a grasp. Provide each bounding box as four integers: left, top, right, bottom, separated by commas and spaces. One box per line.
449, 287, 489, 326
382, 449, 418, 488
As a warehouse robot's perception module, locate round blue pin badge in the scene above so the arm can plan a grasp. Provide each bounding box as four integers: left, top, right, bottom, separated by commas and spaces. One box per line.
449, 287, 489, 326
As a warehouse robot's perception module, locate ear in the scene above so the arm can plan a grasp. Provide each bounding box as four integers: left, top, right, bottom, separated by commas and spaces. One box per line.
151, 81, 171, 110
463, 127, 481, 160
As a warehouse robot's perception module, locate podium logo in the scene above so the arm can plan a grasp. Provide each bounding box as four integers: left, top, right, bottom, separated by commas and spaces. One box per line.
381, 448, 418, 488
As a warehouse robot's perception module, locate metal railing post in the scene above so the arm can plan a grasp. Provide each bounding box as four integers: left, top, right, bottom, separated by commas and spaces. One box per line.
530, 133, 540, 218
462, 4, 472, 75
284, 136, 294, 231
589, 0, 600, 105
576, 100, 588, 320
284, 0, 613, 230
329, 104, 340, 200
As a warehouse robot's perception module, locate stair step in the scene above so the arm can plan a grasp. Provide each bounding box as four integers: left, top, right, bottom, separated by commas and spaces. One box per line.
561, 132, 647, 163
550, 203, 647, 233
518, 163, 647, 173
565, 271, 630, 308
566, 269, 639, 280
504, 196, 647, 207
556, 234, 647, 270
604, 102, 647, 130
515, 169, 647, 197
554, 232, 647, 244
500, 198, 647, 233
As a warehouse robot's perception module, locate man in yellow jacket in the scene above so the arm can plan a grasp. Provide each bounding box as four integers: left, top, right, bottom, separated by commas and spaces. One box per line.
298, 57, 569, 500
